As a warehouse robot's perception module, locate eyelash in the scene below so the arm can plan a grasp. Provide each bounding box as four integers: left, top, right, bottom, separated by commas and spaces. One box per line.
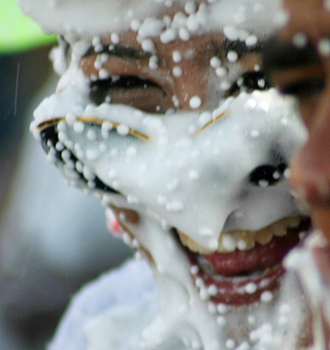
89, 75, 161, 105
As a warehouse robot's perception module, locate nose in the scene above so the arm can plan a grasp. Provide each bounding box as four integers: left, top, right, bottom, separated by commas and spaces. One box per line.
290, 88, 330, 240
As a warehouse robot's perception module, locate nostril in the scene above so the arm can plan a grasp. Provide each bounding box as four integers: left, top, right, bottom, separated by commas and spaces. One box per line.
249, 163, 287, 187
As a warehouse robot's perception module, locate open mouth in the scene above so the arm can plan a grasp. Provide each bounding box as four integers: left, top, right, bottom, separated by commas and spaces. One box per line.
109, 209, 310, 307
176, 217, 310, 306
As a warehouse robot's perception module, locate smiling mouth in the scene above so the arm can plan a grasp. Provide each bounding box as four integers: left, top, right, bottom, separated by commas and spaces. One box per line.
176, 217, 310, 306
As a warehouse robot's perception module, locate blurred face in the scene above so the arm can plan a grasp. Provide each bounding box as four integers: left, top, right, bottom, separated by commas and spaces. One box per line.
263, 0, 330, 241
31, 1, 312, 349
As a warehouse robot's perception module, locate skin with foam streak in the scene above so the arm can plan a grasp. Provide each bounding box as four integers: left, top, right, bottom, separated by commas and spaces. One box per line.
22, 0, 313, 349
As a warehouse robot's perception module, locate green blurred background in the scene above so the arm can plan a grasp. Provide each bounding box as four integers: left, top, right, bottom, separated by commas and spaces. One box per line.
0, 0, 56, 54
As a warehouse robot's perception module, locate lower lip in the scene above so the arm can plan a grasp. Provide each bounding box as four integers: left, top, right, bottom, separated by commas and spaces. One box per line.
189, 255, 285, 305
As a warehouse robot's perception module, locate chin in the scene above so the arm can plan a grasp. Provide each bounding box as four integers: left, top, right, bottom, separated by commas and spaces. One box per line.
104, 204, 312, 350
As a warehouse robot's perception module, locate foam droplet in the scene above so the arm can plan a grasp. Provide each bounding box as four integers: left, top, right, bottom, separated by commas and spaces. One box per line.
189, 96, 202, 109
117, 124, 130, 135
261, 290, 273, 303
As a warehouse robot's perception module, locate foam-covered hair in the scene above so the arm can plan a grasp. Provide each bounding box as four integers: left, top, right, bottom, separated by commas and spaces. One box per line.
18, 0, 283, 38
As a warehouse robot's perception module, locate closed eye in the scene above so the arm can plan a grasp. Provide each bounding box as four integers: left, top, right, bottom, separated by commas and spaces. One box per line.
89, 75, 172, 113
90, 76, 163, 103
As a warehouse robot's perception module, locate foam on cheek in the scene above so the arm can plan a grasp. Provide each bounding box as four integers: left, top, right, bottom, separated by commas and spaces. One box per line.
31, 43, 91, 132
35, 74, 308, 350
38, 86, 306, 253
33, 26, 307, 248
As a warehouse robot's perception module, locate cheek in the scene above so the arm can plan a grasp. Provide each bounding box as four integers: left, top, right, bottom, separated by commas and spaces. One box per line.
298, 95, 320, 131
312, 208, 330, 245
106, 207, 140, 236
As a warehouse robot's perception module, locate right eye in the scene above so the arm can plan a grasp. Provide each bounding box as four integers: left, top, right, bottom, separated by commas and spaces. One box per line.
89, 75, 173, 113
240, 71, 271, 90
228, 71, 271, 97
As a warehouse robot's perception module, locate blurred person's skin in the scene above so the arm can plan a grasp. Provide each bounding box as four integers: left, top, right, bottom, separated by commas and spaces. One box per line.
18, 0, 317, 349
263, 0, 330, 243
263, 0, 330, 348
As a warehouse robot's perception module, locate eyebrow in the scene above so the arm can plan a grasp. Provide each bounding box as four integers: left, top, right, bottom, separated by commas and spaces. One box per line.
83, 38, 262, 65
221, 38, 263, 59
83, 44, 145, 60
262, 36, 321, 71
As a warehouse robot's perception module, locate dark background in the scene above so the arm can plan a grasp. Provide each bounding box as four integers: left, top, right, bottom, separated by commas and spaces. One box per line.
0, 47, 132, 350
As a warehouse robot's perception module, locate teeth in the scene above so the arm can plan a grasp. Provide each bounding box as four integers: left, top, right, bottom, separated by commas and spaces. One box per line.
285, 216, 301, 228
178, 232, 213, 254
238, 231, 256, 250
178, 216, 303, 254
219, 233, 238, 252
256, 228, 273, 245
270, 220, 287, 237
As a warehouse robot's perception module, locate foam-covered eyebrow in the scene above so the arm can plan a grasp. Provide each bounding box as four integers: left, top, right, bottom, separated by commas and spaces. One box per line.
222, 38, 263, 59
263, 37, 321, 71
83, 44, 145, 60
81, 37, 261, 64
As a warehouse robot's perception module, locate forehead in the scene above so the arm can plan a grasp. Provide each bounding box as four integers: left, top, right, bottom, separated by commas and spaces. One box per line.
19, 0, 281, 39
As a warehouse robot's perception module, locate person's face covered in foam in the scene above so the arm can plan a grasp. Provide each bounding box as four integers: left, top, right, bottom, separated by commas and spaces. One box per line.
26, 0, 313, 349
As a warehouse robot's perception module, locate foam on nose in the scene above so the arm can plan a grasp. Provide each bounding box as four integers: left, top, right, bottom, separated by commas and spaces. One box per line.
34, 88, 306, 250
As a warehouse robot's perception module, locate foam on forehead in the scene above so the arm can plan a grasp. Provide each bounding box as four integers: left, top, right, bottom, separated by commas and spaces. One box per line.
18, 0, 282, 39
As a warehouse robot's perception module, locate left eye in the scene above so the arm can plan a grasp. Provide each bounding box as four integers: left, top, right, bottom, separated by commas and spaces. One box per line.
229, 71, 271, 95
